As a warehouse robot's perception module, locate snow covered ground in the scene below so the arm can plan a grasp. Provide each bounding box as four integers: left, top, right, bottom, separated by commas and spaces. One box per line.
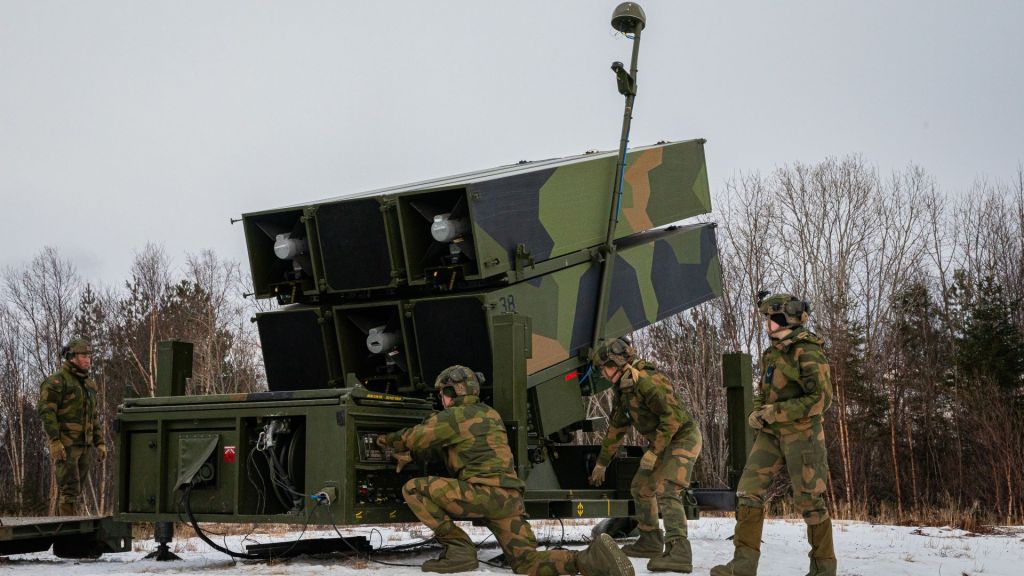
2, 518, 1022, 575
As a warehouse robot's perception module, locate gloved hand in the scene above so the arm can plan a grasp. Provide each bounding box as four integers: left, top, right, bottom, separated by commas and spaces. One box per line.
96, 444, 108, 462
394, 451, 413, 473
49, 439, 66, 462
748, 405, 777, 430
589, 463, 607, 486
747, 410, 764, 430
639, 451, 658, 471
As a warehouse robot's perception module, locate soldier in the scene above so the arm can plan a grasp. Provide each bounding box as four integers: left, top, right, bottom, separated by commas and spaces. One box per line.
587, 338, 702, 573
37, 338, 107, 516
377, 365, 634, 576
710, 293, 836, 576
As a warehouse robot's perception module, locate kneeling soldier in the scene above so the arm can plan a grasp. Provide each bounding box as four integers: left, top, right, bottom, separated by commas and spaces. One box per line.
378, 365, 634, 576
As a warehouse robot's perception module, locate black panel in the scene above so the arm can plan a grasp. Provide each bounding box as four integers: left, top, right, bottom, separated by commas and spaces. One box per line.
470, 168, 557, 261
258, 309, 335, 391
412, 298, 493, 387
318, 199, 393, 291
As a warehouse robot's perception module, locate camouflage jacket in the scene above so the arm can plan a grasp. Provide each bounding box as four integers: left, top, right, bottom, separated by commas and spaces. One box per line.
755, 326, 833, 435
596, 360, 696, 467
37, 361, 104, 447
382, 395, 524, 490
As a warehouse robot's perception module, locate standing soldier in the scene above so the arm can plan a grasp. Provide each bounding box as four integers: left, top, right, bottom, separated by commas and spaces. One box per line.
38, 338, 107, 516
711, 293, 836, 576
377, 365, 634, 576
587, 338, 703, 573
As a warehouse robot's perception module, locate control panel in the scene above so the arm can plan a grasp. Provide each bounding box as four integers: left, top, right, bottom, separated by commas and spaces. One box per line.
357, 431, 394, 464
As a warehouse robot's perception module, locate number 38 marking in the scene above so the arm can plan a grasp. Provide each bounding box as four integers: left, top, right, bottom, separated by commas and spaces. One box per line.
498, 295, 517, 313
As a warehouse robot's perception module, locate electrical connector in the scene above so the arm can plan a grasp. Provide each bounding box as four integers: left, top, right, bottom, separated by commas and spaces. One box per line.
312, 486, 337, 505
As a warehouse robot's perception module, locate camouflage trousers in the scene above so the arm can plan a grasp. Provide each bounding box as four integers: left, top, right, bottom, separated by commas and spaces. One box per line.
632, 426, 702, 540
737, 420, 830, 525
403, 476, 577, 576
55, 445, 92, 515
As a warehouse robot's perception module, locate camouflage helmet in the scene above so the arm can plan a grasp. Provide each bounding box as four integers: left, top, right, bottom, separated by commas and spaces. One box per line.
61, 337, 92, 359
591, 337, 636, 368
757, 292, 810, 327
434, 365, 482, 398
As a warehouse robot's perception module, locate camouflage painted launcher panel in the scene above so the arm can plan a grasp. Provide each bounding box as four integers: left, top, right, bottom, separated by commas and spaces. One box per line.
255, 222, 720, 393
243, 140, 710, 299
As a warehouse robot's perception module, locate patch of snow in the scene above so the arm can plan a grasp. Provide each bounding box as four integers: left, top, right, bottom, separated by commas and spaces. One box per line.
2, 519, 1022, 575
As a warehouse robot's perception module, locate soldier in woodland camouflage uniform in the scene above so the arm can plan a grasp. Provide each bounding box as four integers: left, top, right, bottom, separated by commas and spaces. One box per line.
711, 294, 836, 576
588, 338, 703, 573
37, 338, 107, 516
377, 365, 634, 576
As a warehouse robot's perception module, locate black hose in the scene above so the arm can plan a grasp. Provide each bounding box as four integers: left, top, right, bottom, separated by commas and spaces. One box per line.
182, 484, 264, 560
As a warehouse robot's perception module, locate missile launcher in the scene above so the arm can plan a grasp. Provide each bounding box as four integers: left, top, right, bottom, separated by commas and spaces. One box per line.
114, 3, 750, 541
115, 144, 725, 528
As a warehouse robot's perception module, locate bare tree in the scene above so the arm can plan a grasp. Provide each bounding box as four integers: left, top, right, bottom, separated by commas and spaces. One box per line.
184, 250, 264, 395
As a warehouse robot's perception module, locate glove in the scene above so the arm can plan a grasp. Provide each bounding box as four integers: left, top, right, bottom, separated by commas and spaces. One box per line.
376, 435, 390, 449
747, 410, 764, 430
96, 444, 108, 462
749, 405, 777, 430
639, 451, 658, 471
49, 439, 66, 462
589, 463, 607, 486
393, 451, 412, 473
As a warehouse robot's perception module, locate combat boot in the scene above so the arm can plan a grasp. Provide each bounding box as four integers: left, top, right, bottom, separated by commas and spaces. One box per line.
422, 521, 479, 573
709, 505, 764, 576
576, 533, 635, 576
621, 527, 664, 558
805, 518, 836, 576
647, 537, 692, 572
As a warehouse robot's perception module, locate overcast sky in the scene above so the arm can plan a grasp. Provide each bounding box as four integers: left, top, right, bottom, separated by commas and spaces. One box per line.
1, 1, 1021, 285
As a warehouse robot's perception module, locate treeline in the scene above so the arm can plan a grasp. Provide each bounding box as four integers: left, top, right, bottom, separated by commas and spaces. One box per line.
621, 157, 1023, 526
0, 245, 268, 515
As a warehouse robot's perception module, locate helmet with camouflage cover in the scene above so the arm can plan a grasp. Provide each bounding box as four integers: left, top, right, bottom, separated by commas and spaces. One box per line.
434, 365, 482, 398
757, 292, 810, 327
591, 337, 636, 368
61, 337, 92, 359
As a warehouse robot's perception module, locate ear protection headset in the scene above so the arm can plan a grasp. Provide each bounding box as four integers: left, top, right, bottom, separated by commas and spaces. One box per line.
608, 337, 631, 356
783, 299, 811, 316
61, 345, 73, 360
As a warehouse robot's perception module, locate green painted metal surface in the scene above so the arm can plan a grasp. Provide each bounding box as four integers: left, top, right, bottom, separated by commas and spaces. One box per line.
722, 352, 754, 489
